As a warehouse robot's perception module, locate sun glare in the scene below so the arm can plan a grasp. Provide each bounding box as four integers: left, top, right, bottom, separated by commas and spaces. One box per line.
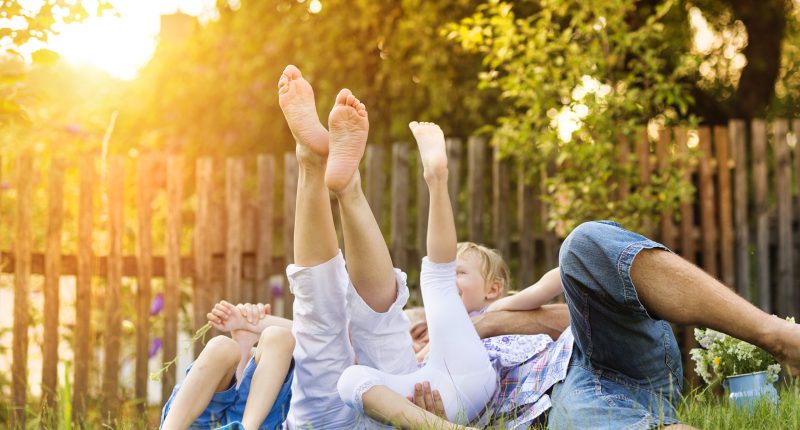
45, 0, 215, 80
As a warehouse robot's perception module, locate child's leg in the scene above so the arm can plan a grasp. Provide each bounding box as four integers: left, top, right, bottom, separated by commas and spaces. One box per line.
325, 89, 418, 376
278, 66, 356, 428
238, 327, 295, 430
160, 336, 240, 429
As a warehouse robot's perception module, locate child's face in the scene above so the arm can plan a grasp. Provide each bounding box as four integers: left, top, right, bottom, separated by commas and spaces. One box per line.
456, 251, 491, 313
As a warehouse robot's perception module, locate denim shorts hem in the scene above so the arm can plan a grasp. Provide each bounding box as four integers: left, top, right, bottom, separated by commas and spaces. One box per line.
617, 240, 672, 320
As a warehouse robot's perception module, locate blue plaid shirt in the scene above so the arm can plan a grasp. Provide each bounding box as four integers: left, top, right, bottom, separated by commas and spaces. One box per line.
473, 328, 574, 429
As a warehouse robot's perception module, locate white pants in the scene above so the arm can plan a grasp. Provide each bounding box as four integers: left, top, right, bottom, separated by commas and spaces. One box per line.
285, 251, 418, 429
337, 259, 497, 425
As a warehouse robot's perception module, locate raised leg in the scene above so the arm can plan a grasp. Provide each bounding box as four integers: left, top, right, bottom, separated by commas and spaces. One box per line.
240, 327, 296, 430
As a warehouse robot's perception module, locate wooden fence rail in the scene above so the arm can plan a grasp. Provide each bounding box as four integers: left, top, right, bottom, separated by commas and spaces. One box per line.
1, 119, 799, 427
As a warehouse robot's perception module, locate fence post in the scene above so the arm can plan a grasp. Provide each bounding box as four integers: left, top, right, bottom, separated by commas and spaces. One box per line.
12, 153, 32, 428
163, 156, 183, 404
42, 158, 64, 414
698, 127, 718, 278
194, 158, 214, 357
283, 154, 298, 318
730, 120, 750, 299
636, 129, 653, 235
773, 120, 795, 318
391, 143, 410, 271
752, 119, 771, 312
135, 155, 153, 417
103, 156, 124, 421
715, 126, 735, 290
226, 158, 244, 303
256, 155, 275, 307
657, 128, 676, 249
417, 155, 429, 270
517, 162, 536, 288
73, 155, 95, 423
467, 137, 486, 243
446, 138, 462, 220
493, 146, 511, 259
366, 145, 386, 227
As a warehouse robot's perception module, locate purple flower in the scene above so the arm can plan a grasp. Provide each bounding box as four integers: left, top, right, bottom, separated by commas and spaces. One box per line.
150, 293, 164, 316
65, 123, 82, 134
271, 282, 284, 299
148, 337, 163, 358
0, 182, 9, 190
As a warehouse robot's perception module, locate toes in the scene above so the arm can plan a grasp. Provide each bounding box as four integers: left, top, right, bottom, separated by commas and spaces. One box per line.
283, 64, 302, 79
335, 88, 352, 105
346, 94, 357, 107
409, 121, 419, 130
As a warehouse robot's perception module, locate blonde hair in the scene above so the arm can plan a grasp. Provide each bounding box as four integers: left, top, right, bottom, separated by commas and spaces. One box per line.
457, 242, 511, 296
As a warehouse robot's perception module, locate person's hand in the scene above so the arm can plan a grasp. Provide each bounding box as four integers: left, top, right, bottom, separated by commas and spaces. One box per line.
237, 302, 271, 324
415, 343, 430, 363
207, 300, 250, 332
406, 381, 445, 418
410, 320, 429, 353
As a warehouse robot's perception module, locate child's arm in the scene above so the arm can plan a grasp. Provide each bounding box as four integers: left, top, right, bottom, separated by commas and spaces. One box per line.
207, 301, 292, 333
487, 267, 562, 312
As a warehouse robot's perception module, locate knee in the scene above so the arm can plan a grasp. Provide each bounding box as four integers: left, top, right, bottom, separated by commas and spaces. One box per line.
201, 335, 240, 366
258, 326, 295, 355
337, 365, 381, 409
559, 221, 616, 270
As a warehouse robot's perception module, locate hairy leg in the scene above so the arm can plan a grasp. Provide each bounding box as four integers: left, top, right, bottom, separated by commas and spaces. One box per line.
161, 336, 239, 430
631, 249, 800, 373
327, 89, 396, 311
240, 327, 296, 430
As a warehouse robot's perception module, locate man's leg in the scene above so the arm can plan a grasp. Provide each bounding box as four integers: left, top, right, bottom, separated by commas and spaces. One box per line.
278, 65, 356, 428
327, 89, 418, 375
631, 247, 800, 373
160, 336, 239, 429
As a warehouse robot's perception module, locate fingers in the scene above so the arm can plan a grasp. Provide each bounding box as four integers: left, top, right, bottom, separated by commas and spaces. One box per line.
256, 303, 265, 319
413, 383, 425, 410
422, 381, 435, 412
432, 389, 445, 418
264, 303, 272, 316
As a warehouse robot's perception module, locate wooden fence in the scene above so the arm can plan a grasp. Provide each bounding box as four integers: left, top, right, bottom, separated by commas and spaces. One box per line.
1, 119, 799, 426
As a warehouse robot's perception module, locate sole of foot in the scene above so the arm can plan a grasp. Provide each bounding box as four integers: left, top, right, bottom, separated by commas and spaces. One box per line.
409, 121, 448, 181
326, 88, 369, 192
278, 64, 329, 156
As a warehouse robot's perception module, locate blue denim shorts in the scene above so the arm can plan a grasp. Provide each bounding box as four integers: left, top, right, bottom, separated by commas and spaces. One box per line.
548, 221, 683, 430
160, 357, 294, 430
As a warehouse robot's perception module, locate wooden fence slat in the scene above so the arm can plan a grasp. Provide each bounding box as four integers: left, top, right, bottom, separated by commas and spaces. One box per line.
135, 155, 153, 416
226, 158, 244, 303
542, 163, 558, 269
730, 120, 750, 299
391, 143, 410, 272
163, 156, 183, 405
193, 158, 213, 356
446, 138, 462, 218
256, 155, 275, 307
366, 145, 386, 226
11, 153, 32, 427
73, 155, 94, 422
715, 126, 735, 289
467, 137, 486, 243
42, 158, 64, 412
417, 157, 429, 266
517, 162, 536, 288
103, 156, 124, 420
636, 129, 653, 235
698, 127, 718, 277
773, 120, 795, 317
493, 146, 511, 259
282, 154, 298, 318
794, 119, 800, 316
752, 119, 771, 312
657, 128, 676, 249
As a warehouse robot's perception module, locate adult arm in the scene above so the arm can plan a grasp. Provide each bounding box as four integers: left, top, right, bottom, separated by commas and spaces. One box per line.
472, 304, 570, 340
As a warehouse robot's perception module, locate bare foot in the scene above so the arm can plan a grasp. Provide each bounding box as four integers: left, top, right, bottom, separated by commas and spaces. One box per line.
409, 121, 448, 182
278, 65, 329, 156
326, 88, 368, 192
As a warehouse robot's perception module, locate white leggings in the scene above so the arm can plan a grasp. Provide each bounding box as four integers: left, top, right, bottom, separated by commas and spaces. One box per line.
337, 258, 497, 424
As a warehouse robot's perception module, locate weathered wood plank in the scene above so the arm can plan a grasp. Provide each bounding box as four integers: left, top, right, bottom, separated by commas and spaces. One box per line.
255, 155, 275, 307
365, 145, 386, 226
417, 156, 429, 265
468, 137, 486, 243
162, 156, 182, 405
282, 154, 298, 318
752, 119, 771, 312
226, 158, 244, 303
730, 120, 750, 299
135, 155, 153, 415
698, 127, 718, 277
542, 163, 558, 269
636, 129, 653, 235
193, 158, 213, 356
42, 158, 64, 412
446, 138, 462, 220
391, 143, 410, 271
715, 126, 735, 290
12, 153, 32, 427
517, 162, 536, 288
657, 128, 676, 249
103, 156, 124, 420
773, 120, 795, 317
73, 155, 94, 422
493, 145, 511, 259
